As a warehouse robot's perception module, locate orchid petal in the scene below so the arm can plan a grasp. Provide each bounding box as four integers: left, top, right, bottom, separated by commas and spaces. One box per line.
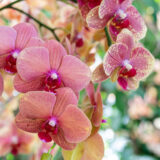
103, 43, 128, 75
44, 40, 67, 70
17, 47, 50, 81
19, 91, 56, 119
0, 26, 16, 55
52, 88, 78, 117
59, 105, 92, 143
13, 23, 38, 50
87, 6, 108, 29
59, 55, 91, 93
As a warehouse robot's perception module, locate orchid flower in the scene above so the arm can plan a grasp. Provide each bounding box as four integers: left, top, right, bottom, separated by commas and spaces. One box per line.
0, 23, 38, 73
14, 39, 91, 94
16, 88, 92, 150
86, 0, 147, 41
103, 30, 154, 90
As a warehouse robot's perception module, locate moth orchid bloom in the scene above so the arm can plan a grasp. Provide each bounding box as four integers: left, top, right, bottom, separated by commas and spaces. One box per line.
0, 122, 33, 156
14, 40, 91, 94
0, 74, 3, 96
78, 0, 102, 18
87, 0, 147, 41
0, 22, 37, 73
103, 30, 154, 90
15, 88, 92, 150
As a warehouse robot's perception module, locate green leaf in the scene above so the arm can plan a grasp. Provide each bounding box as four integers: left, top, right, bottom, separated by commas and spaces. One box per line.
41, 153, 53, 160
6, 153, 14, 160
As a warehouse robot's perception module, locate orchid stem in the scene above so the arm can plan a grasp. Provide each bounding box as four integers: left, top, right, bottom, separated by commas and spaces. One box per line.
58, 0, 77, 8
0, 0, 24, 11
104, 26, 112, 47
48, 143, 56, 154
0, 0, 60, 41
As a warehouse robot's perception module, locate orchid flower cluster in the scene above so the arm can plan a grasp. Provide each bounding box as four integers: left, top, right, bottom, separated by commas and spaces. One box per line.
0, 0, 155, 159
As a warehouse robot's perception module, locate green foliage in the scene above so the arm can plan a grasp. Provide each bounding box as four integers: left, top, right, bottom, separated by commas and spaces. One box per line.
41, 153, 53, 160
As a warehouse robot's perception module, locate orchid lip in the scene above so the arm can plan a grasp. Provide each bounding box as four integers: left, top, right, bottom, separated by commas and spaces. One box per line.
4, 49, 20, 73
44, 70, 61, 92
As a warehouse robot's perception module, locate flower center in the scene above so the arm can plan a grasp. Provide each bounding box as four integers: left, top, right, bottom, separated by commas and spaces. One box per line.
38, 117, 58, 143
4, 50, 20, 74
119, 60, 136, 78
123, 60, 132, 70
10, 136, 20, 155
76, 37, 84, 48
44, 71, 61, 93
11, 136, 19, 144
110, 9, 130, 38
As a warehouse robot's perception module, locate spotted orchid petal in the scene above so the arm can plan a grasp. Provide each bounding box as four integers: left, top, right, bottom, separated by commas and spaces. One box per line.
130, 47, 154, 81
99, 0, 117, 19
92, 63, 109, 83
127, 6, 147, 40
103, 43, 129, 75
78, 0, 101, 18
86, 6, 108, 29
117, 29, 134, 53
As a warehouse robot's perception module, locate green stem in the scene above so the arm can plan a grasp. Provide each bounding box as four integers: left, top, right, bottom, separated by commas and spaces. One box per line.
9, 6, 60, 41
48, 143, 56, 154
0, 0, 24, 11
104, 26, 112, 47
0, 0, 60, 41
58, 0, 77, 8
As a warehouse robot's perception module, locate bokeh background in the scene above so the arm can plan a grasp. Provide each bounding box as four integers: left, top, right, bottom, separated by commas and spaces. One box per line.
0, 0, 160, 160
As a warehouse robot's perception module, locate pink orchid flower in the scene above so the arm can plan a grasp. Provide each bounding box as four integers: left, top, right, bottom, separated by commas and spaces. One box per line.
0, 22, 38, 73
86, 0, 147, 41
0, 73, 3, 96
15, 88, 92, 150
14, 39, 91, 94
78, 0, 102, 18
0, 122, 33, 156
103, 30, 154, 90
